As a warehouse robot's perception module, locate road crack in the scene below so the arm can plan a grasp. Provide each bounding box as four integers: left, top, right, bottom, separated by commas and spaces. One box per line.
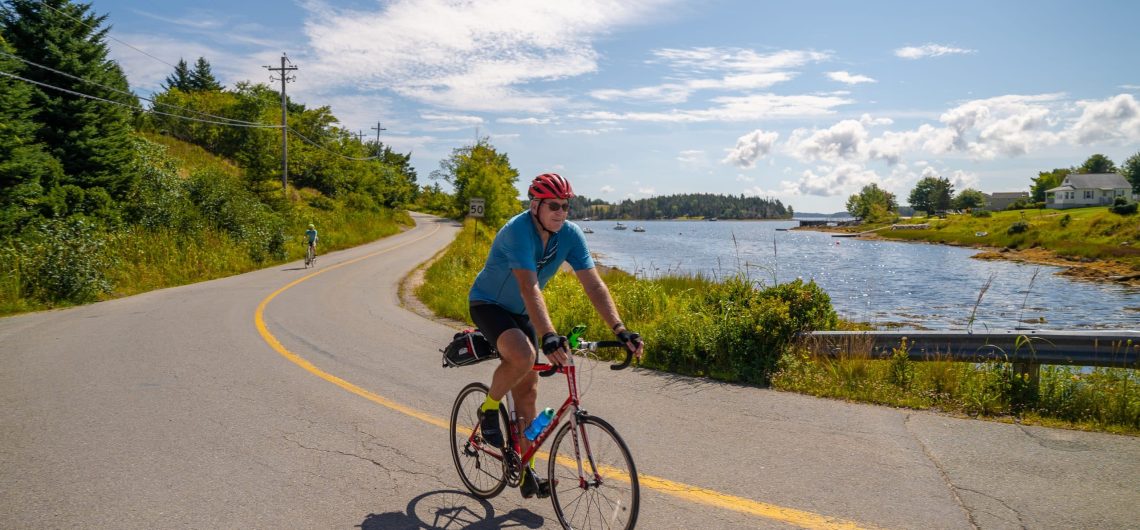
957, 486, 1028, 529
903, 413, 979, 529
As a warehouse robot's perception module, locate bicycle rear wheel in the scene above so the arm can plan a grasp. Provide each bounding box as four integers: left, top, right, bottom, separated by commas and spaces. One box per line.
548, 415, 639, 530
449, 382, 508, 498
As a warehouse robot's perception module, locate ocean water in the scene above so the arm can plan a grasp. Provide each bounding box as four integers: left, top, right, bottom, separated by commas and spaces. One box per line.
577, 219, 1140, 330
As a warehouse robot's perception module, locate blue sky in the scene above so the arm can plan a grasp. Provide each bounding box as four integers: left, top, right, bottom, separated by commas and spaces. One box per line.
95, 0, 1140, 213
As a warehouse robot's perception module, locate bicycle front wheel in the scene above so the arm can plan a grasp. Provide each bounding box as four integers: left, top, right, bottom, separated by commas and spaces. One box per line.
548, 415, 639, 530
449, 382, 507, 498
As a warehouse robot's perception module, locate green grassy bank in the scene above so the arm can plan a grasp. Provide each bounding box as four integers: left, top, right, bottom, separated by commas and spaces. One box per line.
419, 220, 1140, 435
852, 207, 1140, 273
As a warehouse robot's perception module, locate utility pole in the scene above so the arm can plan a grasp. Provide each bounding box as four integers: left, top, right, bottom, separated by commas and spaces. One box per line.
264, 53, 297, 193
370, 121, 387, 150
356, 130, 365, 143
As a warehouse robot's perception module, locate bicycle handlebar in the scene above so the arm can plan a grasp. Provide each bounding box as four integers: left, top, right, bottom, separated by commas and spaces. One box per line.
536, 338, 637, 377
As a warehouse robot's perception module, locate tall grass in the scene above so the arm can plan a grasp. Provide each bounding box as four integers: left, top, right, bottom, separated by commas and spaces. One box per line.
772, 344, 1140, 434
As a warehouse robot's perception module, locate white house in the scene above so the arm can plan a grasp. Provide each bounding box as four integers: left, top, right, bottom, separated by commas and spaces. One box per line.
1045, 173, 1132, 209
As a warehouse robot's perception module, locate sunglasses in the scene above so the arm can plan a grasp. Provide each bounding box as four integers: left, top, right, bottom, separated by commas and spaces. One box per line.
544, 201, 570, 212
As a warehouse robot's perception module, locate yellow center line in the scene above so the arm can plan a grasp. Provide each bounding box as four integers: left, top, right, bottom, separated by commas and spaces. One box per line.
254, 221, 875, 530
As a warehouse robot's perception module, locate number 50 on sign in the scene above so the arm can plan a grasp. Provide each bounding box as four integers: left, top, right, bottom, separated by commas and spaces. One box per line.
469, 198, 485, 218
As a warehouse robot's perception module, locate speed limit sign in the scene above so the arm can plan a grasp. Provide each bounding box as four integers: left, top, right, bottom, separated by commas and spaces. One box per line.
469, 198, 485, 218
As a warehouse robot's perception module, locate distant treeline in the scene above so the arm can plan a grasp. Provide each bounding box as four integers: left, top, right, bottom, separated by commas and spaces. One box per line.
566, 193, 792, 220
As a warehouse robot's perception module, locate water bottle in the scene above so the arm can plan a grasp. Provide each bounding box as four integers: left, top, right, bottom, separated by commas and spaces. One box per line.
524, 407, 555, 441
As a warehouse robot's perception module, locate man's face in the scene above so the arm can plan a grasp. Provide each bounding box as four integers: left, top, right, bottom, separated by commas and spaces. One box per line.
533, 199, 569, 230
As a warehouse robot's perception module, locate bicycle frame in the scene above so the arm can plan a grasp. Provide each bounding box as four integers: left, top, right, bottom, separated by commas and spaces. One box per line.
470, 354, 603, 489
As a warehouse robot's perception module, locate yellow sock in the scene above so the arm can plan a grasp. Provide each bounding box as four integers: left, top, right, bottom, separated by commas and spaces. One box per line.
481, 395, 500, 412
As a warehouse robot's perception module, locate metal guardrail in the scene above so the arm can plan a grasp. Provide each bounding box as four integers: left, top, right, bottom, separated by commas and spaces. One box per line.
802, 330, 1139, 368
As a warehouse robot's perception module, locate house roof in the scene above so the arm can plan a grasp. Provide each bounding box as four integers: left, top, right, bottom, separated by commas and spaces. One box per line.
1063, 173, 1130, 190
1045, 185, 1075, 192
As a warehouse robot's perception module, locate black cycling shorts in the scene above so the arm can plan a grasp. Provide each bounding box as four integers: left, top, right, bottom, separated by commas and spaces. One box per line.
469, 302, 537, 358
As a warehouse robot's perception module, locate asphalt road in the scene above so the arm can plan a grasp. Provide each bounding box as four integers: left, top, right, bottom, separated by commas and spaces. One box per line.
2, 212, 1138, 529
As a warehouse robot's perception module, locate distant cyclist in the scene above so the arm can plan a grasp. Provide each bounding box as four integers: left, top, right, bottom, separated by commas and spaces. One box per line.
305, 223, 318, 258
469, 173, 643, 499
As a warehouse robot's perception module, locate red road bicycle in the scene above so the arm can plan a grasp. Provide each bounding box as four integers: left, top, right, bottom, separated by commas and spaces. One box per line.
448, 325, 640, 529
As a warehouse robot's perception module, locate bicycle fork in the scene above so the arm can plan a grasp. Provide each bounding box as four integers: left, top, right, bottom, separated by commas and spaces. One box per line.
568, 412, 605, 490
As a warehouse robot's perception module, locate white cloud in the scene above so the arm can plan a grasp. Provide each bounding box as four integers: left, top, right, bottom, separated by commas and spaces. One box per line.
736, 174, 756, 182
651, 47, 830, 73
860, 114, 893, 127
722, 130, 779, 168
421, 112, 484, 124
1121, 84, 1140, 90
786, 119, 870, 163
498, 117, 553, 125
826, 71, 876, 85
589, 48, 827, 103
792, 163, 881, 197
1066, 93, 1140, 145
945, 169, 981, 191
575, 93, 852, 123
600, 185, 615, 194
300, 0, 678, 112
938, 93, 1063, 158
556, 127, 624, 135
677, 150, 705, 164
638, 187, 657, 196
894, 43, 976, 59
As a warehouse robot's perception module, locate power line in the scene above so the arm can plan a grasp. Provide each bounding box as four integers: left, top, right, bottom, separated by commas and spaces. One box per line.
287, 127, 379, 161
1, 70, 386, 163
0, 69, 279, 128
0, 49, 269, 127
33, 0, 180, 70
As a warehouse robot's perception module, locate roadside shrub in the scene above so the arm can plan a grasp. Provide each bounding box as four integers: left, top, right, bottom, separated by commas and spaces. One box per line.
888, 339, 914, 389
650, 276, 837, 384
308, 194, 336, 211
19, 217, 115, 303
1110, 198, 1137, 215
1007, 219, 1030, 235
1059, 213, 1071, 227
187, 168, 287, 263
126, 138, 196, 231
972, 210, 992, 218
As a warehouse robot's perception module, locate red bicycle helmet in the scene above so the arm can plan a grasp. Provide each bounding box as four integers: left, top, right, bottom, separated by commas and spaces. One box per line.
528, 173, 575, 200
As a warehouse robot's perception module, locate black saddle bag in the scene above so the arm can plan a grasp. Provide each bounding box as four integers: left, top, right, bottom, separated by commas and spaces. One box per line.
441, 330, 498, 367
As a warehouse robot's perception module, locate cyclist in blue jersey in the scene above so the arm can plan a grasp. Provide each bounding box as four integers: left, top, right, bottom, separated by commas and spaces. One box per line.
305, 224, 318, 251
469, 173, 643, 499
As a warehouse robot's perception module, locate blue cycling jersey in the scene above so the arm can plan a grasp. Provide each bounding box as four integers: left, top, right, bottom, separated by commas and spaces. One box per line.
305, 228, 318, 245
469, 210, 594, 315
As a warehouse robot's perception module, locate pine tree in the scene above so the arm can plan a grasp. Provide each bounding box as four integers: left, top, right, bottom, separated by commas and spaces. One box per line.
189, 57, 223, 91
1, 0, 139, 199
161, 58, 192, 92
0, 35, 64, 234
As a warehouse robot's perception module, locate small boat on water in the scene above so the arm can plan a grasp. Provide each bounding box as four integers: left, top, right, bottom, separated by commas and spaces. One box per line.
614, 222, 628, 230
707, 217, 718, 221
582, 226, 594, 233
633, 226, 646, 232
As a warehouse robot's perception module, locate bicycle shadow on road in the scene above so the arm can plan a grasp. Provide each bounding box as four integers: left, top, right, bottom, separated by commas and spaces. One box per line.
359, 489, 545, 530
